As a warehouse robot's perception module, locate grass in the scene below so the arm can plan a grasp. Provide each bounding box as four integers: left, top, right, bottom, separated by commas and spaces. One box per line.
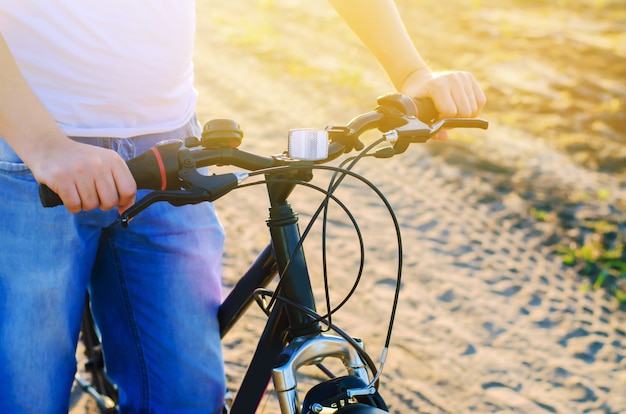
530, 189, 626, 305
557, 222, 626, 305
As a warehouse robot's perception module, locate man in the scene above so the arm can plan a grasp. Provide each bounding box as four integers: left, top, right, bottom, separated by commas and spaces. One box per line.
0, 1, 485, 412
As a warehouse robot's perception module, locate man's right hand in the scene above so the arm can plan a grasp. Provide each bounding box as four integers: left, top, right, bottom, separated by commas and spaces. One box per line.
29, 138, 137, 214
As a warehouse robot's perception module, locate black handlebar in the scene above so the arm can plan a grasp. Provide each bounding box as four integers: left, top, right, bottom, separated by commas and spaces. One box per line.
38, 93, 488, 210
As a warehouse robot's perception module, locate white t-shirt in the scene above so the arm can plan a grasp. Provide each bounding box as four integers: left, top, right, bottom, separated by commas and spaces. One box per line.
0, 0, 197, 138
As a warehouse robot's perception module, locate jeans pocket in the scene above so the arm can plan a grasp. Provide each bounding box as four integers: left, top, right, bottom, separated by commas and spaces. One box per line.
0, 158, 30, 172
0, 138, 33, 178
0, 160, 35, 187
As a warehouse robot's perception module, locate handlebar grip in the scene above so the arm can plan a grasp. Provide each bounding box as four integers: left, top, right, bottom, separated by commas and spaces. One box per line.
414, 97, 438, 124
37, 150, 159, 208
376, 93, 438, 124
39, 184, 63, 207
126, 146, 169, 190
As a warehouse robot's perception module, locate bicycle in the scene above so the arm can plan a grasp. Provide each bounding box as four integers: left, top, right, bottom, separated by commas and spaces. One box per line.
41, 93, 488, 414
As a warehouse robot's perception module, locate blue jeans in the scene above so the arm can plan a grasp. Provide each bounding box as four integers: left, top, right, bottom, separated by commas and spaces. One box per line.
0, 119, 226, 413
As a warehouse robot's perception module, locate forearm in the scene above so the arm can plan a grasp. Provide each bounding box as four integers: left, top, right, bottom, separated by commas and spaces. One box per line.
0, 32, 67, 166
328, 0, 430, 89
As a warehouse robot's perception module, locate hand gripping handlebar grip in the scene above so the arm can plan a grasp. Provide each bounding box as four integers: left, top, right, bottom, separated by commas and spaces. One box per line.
376, 93, 438, 124
38, 139, 183, 208
414, 97, 438, 124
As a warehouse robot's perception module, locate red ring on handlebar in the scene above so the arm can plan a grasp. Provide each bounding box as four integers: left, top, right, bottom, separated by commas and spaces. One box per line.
150, 146, 168, 190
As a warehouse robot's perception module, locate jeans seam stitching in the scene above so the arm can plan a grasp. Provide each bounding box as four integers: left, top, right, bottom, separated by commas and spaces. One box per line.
104, 229, 151, 412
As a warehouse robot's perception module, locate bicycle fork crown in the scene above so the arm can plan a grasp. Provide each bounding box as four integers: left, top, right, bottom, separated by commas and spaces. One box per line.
271, 334, 370, 414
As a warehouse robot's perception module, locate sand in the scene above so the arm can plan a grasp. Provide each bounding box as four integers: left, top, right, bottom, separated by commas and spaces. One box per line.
70, 1, 626, 413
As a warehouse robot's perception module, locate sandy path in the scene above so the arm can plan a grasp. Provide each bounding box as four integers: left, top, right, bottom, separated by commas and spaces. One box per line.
70, 1, 625, 413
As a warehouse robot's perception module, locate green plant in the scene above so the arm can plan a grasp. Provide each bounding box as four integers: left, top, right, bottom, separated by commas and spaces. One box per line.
556, 225, 626, 304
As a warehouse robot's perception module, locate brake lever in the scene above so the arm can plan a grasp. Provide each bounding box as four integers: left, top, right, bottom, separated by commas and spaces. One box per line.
430, 118, 489, 136
386, 117, 489, 154
119, 172, 245, 227
119, 188, 207, 227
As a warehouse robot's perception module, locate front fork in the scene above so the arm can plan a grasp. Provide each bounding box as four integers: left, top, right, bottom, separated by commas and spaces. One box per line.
272, 334, 369, 414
